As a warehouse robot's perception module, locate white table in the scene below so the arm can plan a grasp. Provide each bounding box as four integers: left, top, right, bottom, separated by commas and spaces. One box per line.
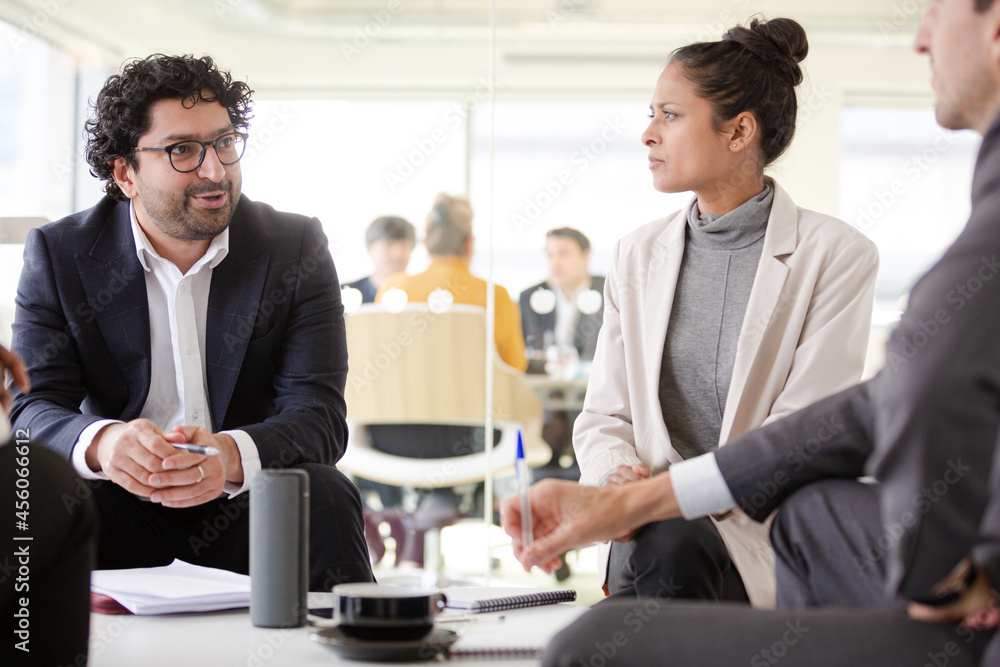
88, 599, 586, 666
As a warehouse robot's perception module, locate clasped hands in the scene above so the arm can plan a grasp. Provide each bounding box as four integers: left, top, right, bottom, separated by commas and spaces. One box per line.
87, 420, 243, 508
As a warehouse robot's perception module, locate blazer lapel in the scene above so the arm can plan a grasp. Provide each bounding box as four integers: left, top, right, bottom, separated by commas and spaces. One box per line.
76, 201, 151, 411
644, 211, 687, 377
719, 183, 797, 444
643, 210, 687, 448
538, 306, 555, 342
205, 201, 270, 432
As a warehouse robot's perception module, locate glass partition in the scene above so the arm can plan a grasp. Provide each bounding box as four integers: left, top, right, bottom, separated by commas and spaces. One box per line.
0, 1, 954, 589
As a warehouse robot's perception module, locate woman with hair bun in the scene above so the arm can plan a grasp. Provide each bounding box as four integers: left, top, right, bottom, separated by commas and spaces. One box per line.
572, 18, 879, 608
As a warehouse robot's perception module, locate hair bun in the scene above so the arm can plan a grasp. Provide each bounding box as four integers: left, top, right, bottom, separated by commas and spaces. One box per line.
724, 17, 808, 86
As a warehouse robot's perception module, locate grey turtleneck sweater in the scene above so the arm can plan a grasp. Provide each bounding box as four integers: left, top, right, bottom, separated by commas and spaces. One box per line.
658, 183, 775, 460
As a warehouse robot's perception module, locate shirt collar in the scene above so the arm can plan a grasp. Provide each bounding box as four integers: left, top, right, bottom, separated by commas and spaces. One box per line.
428, 256, 469, 269
129, 200, 229, 273
551, 278, 589, 304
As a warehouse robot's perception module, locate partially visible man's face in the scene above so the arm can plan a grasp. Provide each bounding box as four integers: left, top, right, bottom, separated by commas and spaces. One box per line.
124, 96, 242, 241
546, 236, 590, 290
915, 0, 1000, 133
369, 238, 414, 276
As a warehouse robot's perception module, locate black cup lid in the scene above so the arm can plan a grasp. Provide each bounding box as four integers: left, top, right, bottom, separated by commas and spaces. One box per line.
332, 584, 443, 627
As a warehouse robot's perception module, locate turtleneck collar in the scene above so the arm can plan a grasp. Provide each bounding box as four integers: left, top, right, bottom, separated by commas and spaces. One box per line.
685, 181, 774, 251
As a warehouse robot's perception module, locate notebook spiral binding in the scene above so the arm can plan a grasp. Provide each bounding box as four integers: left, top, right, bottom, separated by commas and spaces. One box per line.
473, 590, 574, 613
448, 646, 542, 659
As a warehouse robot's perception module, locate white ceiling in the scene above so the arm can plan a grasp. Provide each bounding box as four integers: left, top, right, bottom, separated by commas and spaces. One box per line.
0, 0, 925, 55
214, 0, 921, 26
0, 0, 928, 98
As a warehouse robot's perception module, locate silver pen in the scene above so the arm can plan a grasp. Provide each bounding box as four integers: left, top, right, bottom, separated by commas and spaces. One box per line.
172, 443, 220, 456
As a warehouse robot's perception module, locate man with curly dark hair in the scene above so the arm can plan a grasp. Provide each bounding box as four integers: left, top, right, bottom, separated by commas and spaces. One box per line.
9, 53, 374, 591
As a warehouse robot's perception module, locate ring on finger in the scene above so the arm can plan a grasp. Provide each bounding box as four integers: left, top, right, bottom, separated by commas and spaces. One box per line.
196, 465, 205, 484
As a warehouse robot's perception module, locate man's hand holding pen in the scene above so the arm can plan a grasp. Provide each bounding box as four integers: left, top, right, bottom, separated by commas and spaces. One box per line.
87, 421, 243, 507
148, 425, 243, 507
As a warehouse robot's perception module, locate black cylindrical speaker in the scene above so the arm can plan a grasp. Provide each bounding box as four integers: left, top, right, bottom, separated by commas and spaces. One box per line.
250, 469, 309, 628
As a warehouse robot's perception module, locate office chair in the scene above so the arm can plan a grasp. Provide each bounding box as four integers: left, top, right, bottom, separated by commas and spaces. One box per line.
339, 304, 544, 583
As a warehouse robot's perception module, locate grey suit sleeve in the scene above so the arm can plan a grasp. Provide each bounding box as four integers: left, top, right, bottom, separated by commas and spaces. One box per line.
714, 380, 875, 521
865, 232, 1000, 603
864, 121, 1000, 604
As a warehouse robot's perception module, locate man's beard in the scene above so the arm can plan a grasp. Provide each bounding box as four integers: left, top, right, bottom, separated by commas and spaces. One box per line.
136, 176, 240, 242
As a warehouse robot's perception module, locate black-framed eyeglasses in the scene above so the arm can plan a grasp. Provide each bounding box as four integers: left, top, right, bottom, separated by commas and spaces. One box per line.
131, 131, 248, 173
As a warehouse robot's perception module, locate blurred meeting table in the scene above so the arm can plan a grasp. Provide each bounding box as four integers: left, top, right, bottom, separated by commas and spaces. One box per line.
522, 375, 589, 413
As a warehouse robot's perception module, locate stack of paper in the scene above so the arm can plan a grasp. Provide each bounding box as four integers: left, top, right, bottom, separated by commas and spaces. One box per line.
90, 559, 251, 614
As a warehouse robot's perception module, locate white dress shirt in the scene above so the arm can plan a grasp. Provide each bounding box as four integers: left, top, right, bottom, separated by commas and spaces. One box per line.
70, 203, 261, 496
595, 450, 737, 520
667, 453, 738, 518
553, 282, 585, 349
0, 411, 10, 444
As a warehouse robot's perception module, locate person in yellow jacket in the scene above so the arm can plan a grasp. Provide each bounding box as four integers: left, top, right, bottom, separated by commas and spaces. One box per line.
370, 193, 528, 568
377, 192, 528, 371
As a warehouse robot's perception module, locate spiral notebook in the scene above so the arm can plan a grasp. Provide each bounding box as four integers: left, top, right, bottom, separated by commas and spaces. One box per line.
446, 604, 587, 659
442, 586, 576, 613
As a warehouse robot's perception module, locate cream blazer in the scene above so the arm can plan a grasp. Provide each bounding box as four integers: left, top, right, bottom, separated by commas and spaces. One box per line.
574, 183, 879, 608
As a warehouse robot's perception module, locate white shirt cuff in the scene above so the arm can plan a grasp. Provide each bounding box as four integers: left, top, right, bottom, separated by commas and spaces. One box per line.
0, 413, 10, 444
668, 453, 738, 519
221, 429, 260, 497
72, 419, 122, 480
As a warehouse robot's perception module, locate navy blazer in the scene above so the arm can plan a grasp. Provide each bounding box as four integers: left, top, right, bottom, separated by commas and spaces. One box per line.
10, 195, 348, 470
519, 275, 605, 361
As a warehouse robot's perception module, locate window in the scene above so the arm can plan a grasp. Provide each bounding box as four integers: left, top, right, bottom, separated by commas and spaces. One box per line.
840, 107, 981, 321
468, 100, 688, 295
0, 21, 105, 344
243, 100, 467, 285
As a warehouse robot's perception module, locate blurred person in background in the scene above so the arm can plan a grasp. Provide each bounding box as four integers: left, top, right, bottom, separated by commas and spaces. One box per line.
520, 226, 605, 473
520, 227, 605, 364
378, 193, 527, 371
345, 215, 416, 304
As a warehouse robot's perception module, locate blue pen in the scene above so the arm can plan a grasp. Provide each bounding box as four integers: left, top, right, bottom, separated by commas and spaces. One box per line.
516, 431, 534, 549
